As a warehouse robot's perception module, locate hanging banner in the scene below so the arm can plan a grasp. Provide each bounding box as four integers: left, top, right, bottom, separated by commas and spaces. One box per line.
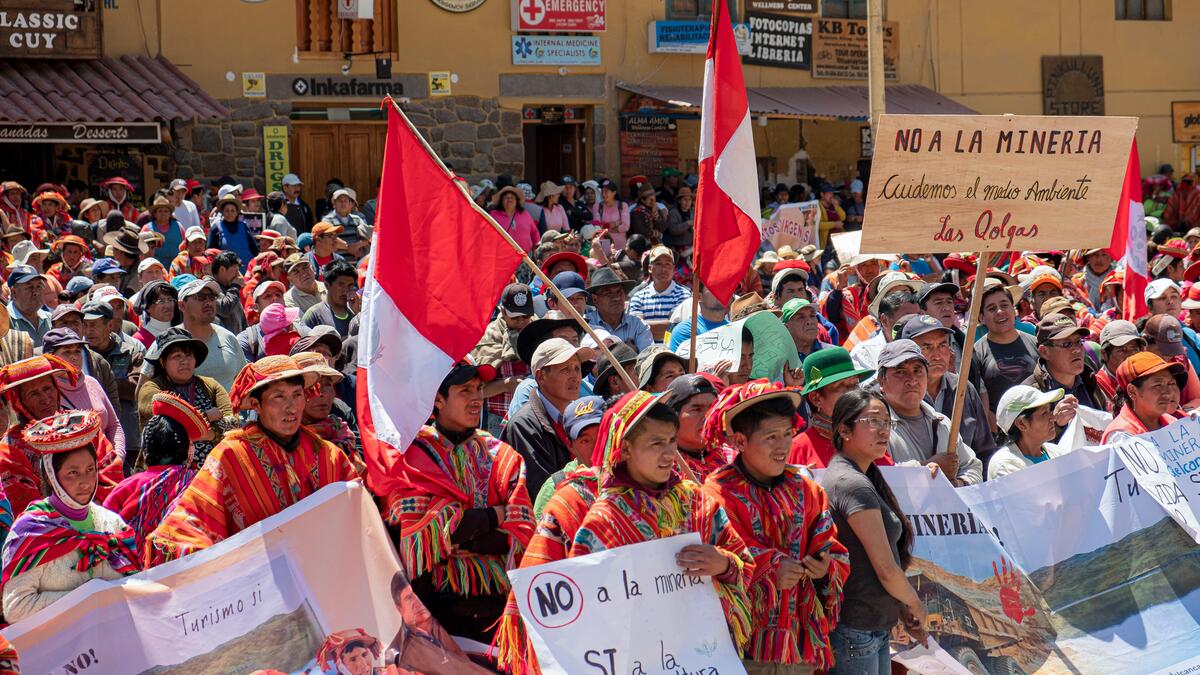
762, 199, 821, 249
859, 113, 1138, 254
742, 12, 811, 70
0, 483, 489, 674
508, 533, 746, 675
510, 0, 606, 32
688, 311, 800, 383
1122, 417, 1200, 544
812, 18, 899, 81
647, 20, 753, 55
262, 125, 289, 193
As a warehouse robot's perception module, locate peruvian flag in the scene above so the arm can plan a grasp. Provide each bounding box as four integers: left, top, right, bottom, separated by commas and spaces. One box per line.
357, 101, 523, 495
693, 0, 762, 303
1109, 140, 1148, 321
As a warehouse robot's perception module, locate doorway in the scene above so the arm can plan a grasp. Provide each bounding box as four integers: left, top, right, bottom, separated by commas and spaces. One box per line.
522, 118, 588, 186
291, 122, 387, 211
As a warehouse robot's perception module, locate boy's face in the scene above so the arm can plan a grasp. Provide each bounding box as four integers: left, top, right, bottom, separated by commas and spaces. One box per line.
732, 415, 794, 481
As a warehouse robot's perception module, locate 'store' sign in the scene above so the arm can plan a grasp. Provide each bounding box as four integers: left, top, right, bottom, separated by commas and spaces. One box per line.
859, 114, 1137, 254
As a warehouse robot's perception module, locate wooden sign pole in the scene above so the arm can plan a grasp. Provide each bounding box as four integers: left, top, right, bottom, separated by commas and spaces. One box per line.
944, 252, 992, 453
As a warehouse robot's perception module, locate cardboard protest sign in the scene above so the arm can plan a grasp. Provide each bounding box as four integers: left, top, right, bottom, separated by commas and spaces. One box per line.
762, 200, 820, 250
859, 114, 1137, 254
1, 483, 488, 675
1125, 417, 1200, 543
691, 311, 800, 382
508, 533, 746, 675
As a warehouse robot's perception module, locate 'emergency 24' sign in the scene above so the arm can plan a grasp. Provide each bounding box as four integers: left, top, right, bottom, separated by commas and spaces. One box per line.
510, 0, 606, 32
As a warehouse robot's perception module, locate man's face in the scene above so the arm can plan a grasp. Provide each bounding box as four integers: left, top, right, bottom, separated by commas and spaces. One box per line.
18, 377, 59, 419
303, 375, 338, 422
82, 317, 111, 349
807, 376, 861, 417
923, 291, 957, 328
1039, 333, 1086, 379
140, 265, 167, 285
1151, 288, 1182, 316
1031, 283, 1062, 315
550, 292, 588, 317
1087, 251, 1113, 274
283, 183, 301, 200
108, 185, 128, 202
676, 392, 716, 450
537, 359, 582, 404
620, 418, 678, 488
12, 279, 45, 314
334, 195, 353, 216
168, 189, 184, 206
981, 290, 1016, 335
327, 274, 357, 307
3, 189, 21, 204
786, 306, 819, 347
880, 360, 928, 411
569, 424, 599, 464
340, 646, 373, 675
213, 264, 238, 287
854, 260, 882, 284
40, 201, 59, 218
777, 280, 808, 305
181, 290, 217, 323
549, 326, 581, 347
256, 287, 284, 311
699, 287, 726, 314
650, 255, 674, 285
60, 244, 83, 268
1103, 340, 1143, 373
250, 380, 306, 437
52, 313, 83, 337
733, 415, 794, 481
880, 303, 919, 341
912, 331, 952, 379
731, 339, 754, 384
503, 313, 532, 332
96, 272, 123, 288
592, 285, 625, 317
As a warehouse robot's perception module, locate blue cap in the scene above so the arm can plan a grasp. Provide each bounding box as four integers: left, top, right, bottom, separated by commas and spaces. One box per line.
170, 273, 197, 290
297, 232, 314, 251
65, 276, 94, 295
91, 258, 122, 277
552, 271, 588, 299
563, 396, 605, 440
7, 265, 44, 286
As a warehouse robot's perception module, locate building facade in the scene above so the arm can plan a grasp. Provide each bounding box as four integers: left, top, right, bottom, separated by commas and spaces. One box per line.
0, 0, 1194, 210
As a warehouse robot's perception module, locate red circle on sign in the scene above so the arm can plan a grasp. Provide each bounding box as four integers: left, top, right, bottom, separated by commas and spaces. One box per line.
525, 570, 584, 629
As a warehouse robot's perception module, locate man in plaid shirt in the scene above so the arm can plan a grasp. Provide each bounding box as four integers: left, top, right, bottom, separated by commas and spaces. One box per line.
471, 283, 534, 436
629, 245, 692, 335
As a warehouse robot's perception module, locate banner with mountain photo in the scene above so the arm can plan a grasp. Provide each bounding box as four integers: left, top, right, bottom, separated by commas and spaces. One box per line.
882, 435, 1200, 675
0, 482, 491, 675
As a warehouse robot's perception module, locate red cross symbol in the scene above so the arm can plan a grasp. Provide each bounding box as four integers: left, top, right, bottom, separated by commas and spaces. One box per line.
520, 0, 546, 26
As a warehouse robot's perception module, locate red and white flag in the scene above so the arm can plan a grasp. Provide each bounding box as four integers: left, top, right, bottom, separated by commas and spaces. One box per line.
357, 101, 523, 494
694, 0, 762, 303
1109, 140, 1148, 321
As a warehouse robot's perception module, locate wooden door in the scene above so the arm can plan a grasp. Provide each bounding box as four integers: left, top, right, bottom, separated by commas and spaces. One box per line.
533, 123, 584, 186
292, 122, 387, 210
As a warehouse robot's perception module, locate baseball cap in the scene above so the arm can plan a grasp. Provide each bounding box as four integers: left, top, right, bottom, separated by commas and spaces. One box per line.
1099, 320, 1145, 349
7, 265, 45, 286
1145, 278, 1181, 303
530, 337, 596, 373
440, 357, 496, 391
312, 222, 344, 238
898, 314, 954, 341
137, 257, 166, 274
1144, 314, 1186, 357
92, 285, 128, 307
1022, 265, 1062, 291
647, 245, 674, 263
91, 258, 123, 278
779, 298, 812, 323
501, 283, 535, 318
1116, 351, 1186, 390
184, 226, 207, 243
551, 271, 588, 299
281, 173, 302, 186
563, 396, 605, 440
664, 373, 718, 412
50, 303, 83, 323
877, 339, 929, 370
178, 278, 221, 301
917, 282, 959, 307
80, 301, 114, 321
64, 276, 94, 296
331, 187, 358, 203
1035, 313, 1088, 343
1038, 296, 1075, 318
252, 280, 287, 302
995, 385, 1065, 433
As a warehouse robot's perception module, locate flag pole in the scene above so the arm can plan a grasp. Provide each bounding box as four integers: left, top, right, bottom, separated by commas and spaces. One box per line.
383, 97, 638, 394
687, 269, 700, 372
945, 252, 992, 454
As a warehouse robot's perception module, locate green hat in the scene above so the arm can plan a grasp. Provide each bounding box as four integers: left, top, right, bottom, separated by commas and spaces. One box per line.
661, 167, 682, 177
800, 347, 873, 396
780, 298, 812, 323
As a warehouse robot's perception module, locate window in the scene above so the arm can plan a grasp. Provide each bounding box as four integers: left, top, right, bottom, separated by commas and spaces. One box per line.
1115, 0, 1169, 20
666, 0, 736, 20
295, 0, 396, 58
822, 0, 868, 18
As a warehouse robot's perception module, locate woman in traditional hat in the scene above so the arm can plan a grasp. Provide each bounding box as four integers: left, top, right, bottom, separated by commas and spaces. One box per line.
136, 327, 235, 469
104, 393, 206, 562
535, 181, 569, 232
487, 186, 538, 254
141, 195, 185, 268
0, 355, 123, 516
132, 280, 181, 349
45, 234, 91, 287
42, 328, 124, 460
291, 351, 360, 473
29, 191, 70, 246
145, 356, 357, 564
0, 182, 29, 231
1, 410, 140, 622
98, 176, 139, 223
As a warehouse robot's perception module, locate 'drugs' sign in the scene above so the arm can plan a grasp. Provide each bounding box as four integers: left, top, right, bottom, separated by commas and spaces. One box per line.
509, 534, 746, 675
859, 114, 1137, 254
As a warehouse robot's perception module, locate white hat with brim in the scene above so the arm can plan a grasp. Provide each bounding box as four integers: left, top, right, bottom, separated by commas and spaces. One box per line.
1145, 278, 1181, 303
846, 252, 898, 267
869, 273, 924, 317
531, 337, 597, 373
996, 385, 1065, 433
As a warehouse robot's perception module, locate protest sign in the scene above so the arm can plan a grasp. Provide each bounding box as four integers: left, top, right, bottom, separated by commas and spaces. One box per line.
812, 18, 899, 80
508, 533, 746, 675
690, 311, 799, 382
1, 483, 488, 674
859, 114, 1138, 254
762, 200, 820, 249
1126, 417, 1200, 543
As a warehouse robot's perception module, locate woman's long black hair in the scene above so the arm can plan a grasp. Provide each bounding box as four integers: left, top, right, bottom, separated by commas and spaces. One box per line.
831, 388, 915, 569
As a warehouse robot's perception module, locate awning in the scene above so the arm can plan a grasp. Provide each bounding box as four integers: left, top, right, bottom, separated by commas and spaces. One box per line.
0, 55, 228, 123
617, 82, 975, 121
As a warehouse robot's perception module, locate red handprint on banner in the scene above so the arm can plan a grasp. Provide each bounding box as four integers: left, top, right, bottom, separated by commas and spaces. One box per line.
993, 557, 1035, 624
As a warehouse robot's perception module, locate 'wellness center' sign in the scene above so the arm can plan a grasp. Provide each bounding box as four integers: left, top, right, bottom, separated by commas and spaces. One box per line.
859, 114, 1137, 254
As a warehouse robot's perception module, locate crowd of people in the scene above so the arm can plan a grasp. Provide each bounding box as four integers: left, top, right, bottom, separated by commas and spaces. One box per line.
0, 161, 1188, 674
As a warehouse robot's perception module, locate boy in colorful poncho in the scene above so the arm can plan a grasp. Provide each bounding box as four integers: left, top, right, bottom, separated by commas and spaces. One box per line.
704, 380, 850, 673
383, 359, 535, 644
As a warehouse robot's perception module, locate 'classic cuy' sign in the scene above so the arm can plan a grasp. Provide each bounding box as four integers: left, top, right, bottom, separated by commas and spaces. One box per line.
859, 114, 1137, 254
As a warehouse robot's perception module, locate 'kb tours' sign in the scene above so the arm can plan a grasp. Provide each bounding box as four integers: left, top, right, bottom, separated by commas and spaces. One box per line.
859, 114, 1137, 254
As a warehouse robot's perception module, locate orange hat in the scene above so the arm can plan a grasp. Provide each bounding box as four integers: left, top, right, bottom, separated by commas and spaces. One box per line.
312, 222, 344, 238
52, 234, 88, 252
151, 392, 208, 443
228, 355, 318, 410
1115, 351, 1186, 391
21, 410, 102, 455
31, 191, 66, 211
99, 176, 135, 191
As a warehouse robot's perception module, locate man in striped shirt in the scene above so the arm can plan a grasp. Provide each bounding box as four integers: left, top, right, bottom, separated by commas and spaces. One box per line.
629, 246, 692, 337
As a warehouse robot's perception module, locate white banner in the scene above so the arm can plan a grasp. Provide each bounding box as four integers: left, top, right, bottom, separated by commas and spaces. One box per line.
508, 533, 746, 675
1130, 417, 1200, 543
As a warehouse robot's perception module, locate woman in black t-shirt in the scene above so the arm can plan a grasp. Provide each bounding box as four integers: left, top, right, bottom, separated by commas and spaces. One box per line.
821, 389, 927, 674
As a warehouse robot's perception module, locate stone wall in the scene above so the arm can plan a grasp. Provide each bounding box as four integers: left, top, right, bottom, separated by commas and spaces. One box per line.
171, 98, 292, 192
400, 95, 525, 184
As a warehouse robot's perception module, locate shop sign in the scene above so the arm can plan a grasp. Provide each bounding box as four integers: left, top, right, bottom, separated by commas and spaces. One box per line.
432, 0, 487, 11
1042, 55, 1104, 116
746, 0, 815, 12
429, 71, 452, 96
742, 12, 811, 70
620, 115, 677, 132
522, 106, 583, 122
512, 35, 600, 65
0, 122, 160, 144
859, 125, 872, 157
647, 20, 752, 55
0, 0, 101, 59
1172, 101, 1200, 144
510, 0, 605, 32
268, 74, 418, 99
812, 18, 898, 80
262, 126, 289, 193
242, 72, 266, 98
87, 149, 143, 197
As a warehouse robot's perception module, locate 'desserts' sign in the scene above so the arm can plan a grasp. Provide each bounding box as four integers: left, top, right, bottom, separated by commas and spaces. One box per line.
508, 534, 746, 675
859, 114, 1137, 254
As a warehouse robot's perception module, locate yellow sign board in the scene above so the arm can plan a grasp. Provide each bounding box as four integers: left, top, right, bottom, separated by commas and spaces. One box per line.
262, 126, 289, 193
429, 71, 452, 96
1172, 101, 1200, 144
859, 114, 1138, 254
242, 72, 266, 98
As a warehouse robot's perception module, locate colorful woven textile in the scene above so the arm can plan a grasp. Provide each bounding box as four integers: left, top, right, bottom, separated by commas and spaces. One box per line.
103, 465, 197, 560
1, 499, 139, 586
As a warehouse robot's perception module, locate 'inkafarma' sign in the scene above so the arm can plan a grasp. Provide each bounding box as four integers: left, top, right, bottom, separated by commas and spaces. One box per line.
266, 74, 429, 100
0, 0, 101, 59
